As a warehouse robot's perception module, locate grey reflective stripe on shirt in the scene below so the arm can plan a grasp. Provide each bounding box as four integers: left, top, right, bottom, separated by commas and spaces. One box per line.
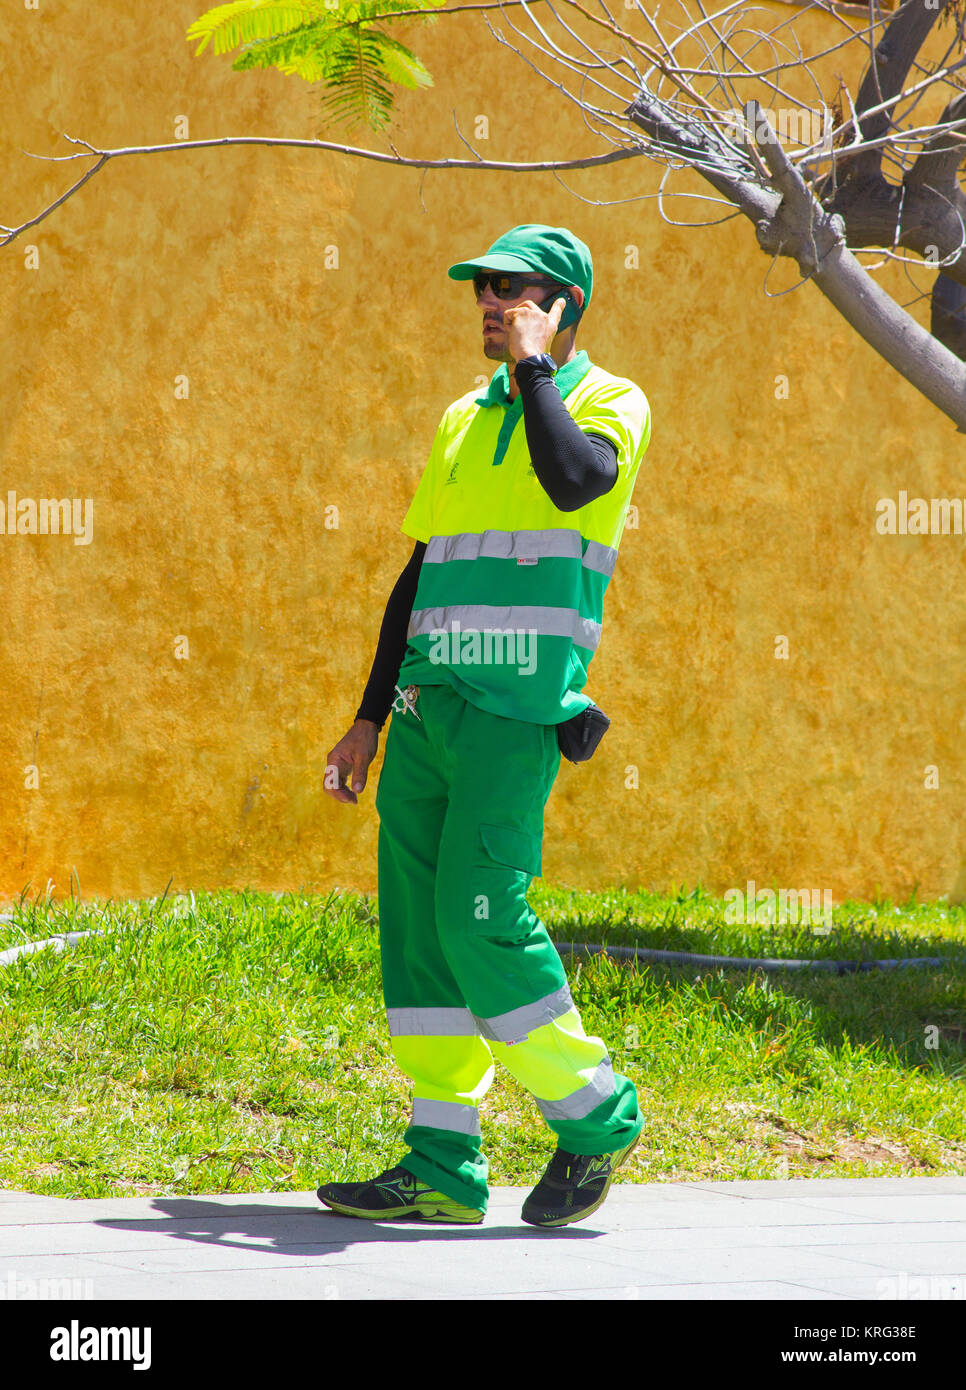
408, 605, 602, 653
424, 529, 617, 578
473, 984, 574, 1044
387, 1007, 481, 1036
411, 1097, 482, 1136
583, 540, 618, 577
534, 1056, 617, 1122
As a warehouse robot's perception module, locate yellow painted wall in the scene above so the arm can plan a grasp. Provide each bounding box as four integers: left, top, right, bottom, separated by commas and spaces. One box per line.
1, 2, 963, 906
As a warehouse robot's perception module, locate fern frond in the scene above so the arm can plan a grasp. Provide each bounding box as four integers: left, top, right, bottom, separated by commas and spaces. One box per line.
188, 0, 445, 131
231, 24, 343, 80
186, 1, 327, 57
367, 30, 433, 91
315, 31, 396, 133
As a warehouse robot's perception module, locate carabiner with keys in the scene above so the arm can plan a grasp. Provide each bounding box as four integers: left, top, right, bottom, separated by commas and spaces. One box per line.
392, 683, 421, 720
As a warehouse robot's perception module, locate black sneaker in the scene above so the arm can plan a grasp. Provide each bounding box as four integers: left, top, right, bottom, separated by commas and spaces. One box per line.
521, 1136, 639, 1228
317, 1165, 484, 1224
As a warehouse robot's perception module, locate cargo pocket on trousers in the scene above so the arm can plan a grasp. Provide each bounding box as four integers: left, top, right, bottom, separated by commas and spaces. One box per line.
481, 823, 542, 877
470, 823, 543, 940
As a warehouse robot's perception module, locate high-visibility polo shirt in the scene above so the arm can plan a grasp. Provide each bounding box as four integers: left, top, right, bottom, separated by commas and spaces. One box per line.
396, 348, 651, 725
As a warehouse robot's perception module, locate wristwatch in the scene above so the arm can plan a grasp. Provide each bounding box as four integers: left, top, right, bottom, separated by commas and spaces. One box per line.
514, 352, 558, 381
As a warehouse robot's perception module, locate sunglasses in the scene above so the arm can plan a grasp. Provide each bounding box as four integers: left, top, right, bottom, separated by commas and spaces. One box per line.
472, 270, 565, 300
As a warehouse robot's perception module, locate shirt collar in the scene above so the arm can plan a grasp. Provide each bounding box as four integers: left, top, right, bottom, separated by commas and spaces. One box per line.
474, 349, 592, 407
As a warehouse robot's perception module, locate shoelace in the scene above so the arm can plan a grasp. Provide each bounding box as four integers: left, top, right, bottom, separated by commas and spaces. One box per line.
547, 1150, 602, 1181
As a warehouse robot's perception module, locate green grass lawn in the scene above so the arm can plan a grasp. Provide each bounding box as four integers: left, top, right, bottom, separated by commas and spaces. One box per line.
0, 883, 964, 1199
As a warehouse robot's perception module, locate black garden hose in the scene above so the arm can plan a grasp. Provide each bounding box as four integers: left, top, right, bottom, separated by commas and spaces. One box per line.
553, 941, 961, 974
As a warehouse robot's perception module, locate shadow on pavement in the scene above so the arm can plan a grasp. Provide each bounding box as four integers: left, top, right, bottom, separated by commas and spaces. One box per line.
92, 1196, 604, 1256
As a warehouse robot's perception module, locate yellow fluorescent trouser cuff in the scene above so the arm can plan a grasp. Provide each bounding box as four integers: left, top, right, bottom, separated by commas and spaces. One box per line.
488, 1009, 615, 1114
390, 1009, 614, 1130
391, 1034, 495, 1129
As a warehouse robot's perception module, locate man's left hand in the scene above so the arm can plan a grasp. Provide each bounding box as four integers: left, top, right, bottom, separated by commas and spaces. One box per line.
504, 296, 565, 363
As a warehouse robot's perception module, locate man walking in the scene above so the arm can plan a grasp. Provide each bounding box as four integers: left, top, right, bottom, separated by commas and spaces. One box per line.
320, 224, 651, 1227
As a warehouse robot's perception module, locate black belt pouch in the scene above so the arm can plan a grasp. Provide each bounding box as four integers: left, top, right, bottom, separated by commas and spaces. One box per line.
556, 702, 610, 763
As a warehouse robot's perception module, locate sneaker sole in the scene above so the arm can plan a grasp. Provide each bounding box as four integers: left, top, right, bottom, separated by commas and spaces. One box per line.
521, 1135, 640, 1229
317, 1192, 484, 1224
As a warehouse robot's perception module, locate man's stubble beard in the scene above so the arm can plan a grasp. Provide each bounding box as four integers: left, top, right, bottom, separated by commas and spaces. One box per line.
483, 337, 512, 365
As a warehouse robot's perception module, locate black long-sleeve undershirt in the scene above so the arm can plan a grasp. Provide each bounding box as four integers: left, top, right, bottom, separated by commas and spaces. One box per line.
354, 539, 429, 730
515, 362, 619, 512
355, 369, 619, 730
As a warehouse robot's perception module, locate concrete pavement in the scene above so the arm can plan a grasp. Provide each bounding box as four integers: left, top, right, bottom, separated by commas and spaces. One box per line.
2, 1175, 965, 1300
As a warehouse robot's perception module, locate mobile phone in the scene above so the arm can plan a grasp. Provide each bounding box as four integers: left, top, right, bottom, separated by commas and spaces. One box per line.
538, 287, 581, 331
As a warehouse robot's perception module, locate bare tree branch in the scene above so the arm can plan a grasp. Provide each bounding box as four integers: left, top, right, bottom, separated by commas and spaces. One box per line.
0, 135, 645, 249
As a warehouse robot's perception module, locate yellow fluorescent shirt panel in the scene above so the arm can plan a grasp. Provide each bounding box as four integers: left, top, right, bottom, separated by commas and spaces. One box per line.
402, 365, 650, 549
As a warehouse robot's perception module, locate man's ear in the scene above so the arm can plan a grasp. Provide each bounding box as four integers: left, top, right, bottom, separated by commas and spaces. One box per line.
570, 285, 585, 311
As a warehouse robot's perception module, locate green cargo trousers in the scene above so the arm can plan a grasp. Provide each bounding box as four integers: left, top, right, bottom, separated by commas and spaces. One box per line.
374, 680, 643, 1215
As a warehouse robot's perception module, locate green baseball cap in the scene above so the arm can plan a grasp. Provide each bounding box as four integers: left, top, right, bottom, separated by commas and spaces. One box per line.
447, 224, 593, 312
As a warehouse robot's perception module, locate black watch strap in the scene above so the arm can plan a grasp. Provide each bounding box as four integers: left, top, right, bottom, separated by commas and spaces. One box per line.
514, 353, 558, 381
